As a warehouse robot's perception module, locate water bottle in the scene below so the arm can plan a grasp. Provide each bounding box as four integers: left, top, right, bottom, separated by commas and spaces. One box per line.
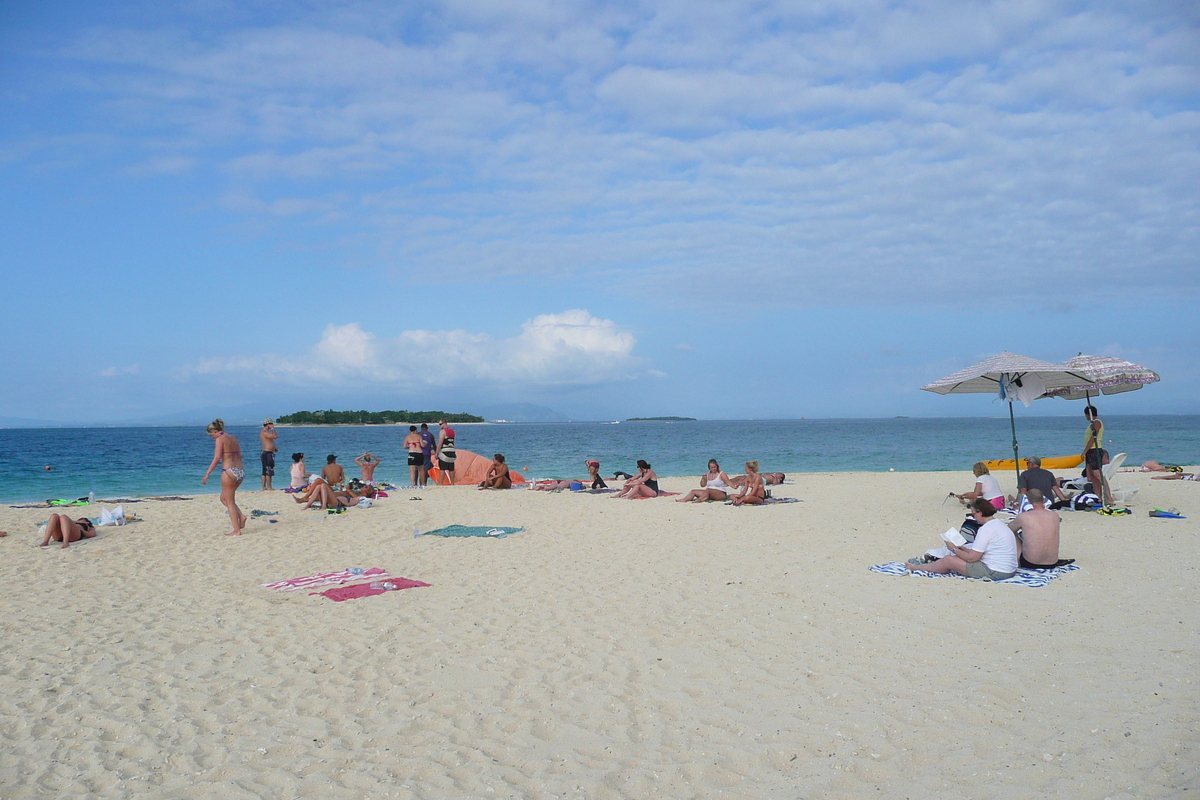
347, 567, 365, 575
369, 581, 397, 591
413, 527, 421, 538
88, 490, 95, 505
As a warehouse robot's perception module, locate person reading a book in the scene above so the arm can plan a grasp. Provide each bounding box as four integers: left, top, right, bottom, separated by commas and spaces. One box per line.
1006, 489, 1070, 569
905, 498, 1018, 580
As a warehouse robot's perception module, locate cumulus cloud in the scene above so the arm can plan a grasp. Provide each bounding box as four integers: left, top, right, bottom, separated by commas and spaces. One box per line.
10, 1, 1200, 306
186, 310, 643, 388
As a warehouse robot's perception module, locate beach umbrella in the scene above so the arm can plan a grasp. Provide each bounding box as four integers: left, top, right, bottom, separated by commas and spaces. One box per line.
1042, 354, 1160, 402
921, 352, 1098, 490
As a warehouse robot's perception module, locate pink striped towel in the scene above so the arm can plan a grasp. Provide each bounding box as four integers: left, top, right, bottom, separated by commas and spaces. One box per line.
310, 578, 431, 602
263, 567, 388, 591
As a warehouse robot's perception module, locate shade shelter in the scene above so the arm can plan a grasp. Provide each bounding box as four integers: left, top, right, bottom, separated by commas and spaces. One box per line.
1043, 354, 1160, 402
921, 352, 1098, 490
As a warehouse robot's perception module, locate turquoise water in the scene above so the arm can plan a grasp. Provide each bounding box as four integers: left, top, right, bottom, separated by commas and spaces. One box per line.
1, 416, 1197, 503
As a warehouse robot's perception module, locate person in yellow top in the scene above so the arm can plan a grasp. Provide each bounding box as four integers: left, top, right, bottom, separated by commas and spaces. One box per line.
1082, 406, 1112, 505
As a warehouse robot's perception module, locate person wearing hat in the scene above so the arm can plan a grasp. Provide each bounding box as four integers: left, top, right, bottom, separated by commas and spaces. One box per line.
259, 419, 278, 491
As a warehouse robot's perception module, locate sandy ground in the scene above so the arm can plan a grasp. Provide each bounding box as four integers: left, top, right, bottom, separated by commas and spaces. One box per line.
1, 469, 1197, 799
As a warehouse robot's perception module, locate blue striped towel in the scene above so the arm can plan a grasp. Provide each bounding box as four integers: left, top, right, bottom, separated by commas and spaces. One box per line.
869, 561, 1080, 587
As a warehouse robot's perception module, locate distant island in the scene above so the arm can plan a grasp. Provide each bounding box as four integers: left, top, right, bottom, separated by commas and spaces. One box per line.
276, 409, 484, 425
626, 416, 697, 422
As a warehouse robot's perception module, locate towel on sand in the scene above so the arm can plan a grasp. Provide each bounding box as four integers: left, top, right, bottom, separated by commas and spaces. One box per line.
310, 578, 431, 601
264, 567, 389, 591
419, 525, 524, 538
869, 561, 1080, 587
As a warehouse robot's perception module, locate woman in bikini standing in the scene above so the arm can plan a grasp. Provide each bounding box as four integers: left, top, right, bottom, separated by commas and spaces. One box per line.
202, 418, 247, 536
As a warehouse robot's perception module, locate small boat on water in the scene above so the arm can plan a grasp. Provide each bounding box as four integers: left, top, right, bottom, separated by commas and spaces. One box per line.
983, 455, 1083, 471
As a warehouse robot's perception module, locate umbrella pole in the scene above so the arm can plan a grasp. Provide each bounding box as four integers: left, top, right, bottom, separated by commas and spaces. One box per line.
1008, 400, 1020, 496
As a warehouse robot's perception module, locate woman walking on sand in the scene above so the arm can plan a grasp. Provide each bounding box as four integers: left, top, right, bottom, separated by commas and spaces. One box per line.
202, 419, 247, 536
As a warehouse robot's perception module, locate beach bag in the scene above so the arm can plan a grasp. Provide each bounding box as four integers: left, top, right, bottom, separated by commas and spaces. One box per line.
98, 506, 126, 526
959, 517, 980, 544
355, 498, 373, 508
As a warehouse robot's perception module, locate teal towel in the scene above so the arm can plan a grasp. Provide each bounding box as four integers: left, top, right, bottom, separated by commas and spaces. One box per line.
419, 525, 524, 539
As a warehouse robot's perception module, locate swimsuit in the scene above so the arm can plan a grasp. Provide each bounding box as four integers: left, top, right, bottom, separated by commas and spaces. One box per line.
224, 467, 245, 483
645, 479, 659, 494
261, 451, 275, 477
438, 435, 456, 470
408, 451, 423, 466
705, 473, 728, 493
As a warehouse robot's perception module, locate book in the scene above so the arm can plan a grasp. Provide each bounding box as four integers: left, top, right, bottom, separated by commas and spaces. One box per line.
941, 527, 967, 547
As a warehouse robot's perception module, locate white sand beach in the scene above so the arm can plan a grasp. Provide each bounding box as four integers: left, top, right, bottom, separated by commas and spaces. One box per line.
2, 470, 1197, 799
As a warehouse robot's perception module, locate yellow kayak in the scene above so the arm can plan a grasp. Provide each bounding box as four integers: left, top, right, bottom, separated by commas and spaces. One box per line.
984, 455, 1083, 471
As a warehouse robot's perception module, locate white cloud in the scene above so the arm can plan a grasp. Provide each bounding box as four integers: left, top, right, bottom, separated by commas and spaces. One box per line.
185, 310, 643, 388
99, 364, 139, 377
10, 1, 1200, 307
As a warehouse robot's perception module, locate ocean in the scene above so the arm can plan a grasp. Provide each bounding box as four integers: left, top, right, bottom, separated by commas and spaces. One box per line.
1, 415, 1196, 504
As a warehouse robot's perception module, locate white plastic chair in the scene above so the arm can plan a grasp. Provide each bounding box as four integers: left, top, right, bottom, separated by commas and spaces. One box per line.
1064, 453, 1138, 503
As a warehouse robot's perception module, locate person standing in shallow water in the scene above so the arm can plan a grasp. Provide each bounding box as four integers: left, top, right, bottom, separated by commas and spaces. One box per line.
202, 418, 246, 536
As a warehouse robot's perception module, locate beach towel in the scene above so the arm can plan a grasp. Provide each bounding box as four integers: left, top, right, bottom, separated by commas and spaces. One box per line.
629, 491, 679, 499
250, 509, 279, 517
869, 561, 1080, 587
310, 577, 431, 601
418, 525, 525, 538
264, 567, 390, 591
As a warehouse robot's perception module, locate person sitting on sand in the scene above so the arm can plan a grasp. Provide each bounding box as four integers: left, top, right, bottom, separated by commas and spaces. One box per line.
322, 454, 345, 488
614, 460, 659, 498
201, 418, 247, 536
1016, 457, 1067, 507
905, 498, 1018, 580
1007, 489, 1069, 569
355, 452, 381, 484
730, 461, 766, 506
289, 453, 307, 490
957, 462, 1005, 509
586, 460, 607, 490
677, 459, 731, 502
729, 471, 786, 487
480, 454, 512, 490
40, 514, 97, 549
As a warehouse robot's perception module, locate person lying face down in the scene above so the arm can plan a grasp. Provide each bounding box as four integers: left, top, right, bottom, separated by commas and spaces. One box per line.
904, 498, 1018, 581
40, 514, 97, 549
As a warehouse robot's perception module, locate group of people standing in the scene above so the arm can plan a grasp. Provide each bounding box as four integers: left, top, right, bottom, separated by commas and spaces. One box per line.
200, 417, 458, 535
403, 421, 457, 487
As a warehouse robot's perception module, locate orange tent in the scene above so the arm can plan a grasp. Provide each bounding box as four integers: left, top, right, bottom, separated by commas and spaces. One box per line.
428, 449, 526, 486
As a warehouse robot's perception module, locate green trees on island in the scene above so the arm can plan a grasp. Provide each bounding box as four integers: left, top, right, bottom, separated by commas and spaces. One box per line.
276, 410, 484, 425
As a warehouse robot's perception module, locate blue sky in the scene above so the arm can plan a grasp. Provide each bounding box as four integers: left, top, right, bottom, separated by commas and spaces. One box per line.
1, 0, 1197, 423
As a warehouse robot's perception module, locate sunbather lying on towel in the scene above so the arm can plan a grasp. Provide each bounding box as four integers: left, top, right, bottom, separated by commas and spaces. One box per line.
1152, 472, 1199, 481
1142, 460, 1184, 472
40, 514, 97, 549
301, 483, 375, 510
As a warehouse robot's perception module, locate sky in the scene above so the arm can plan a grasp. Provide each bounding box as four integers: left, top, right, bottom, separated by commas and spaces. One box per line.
1, 0, 1197, 424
